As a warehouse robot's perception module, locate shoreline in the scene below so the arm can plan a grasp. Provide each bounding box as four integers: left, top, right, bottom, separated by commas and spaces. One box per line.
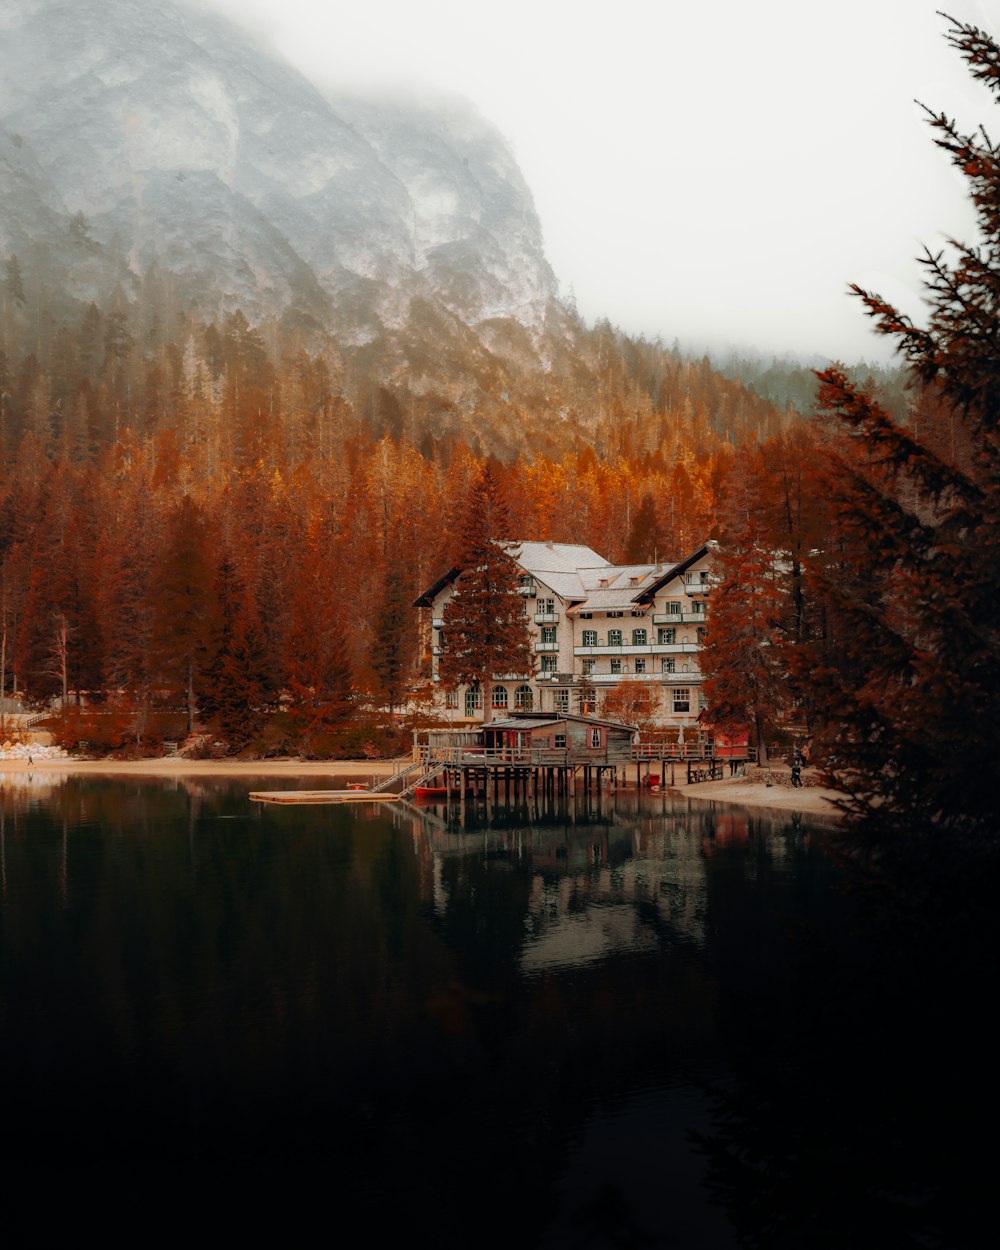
0, 754, 844, 819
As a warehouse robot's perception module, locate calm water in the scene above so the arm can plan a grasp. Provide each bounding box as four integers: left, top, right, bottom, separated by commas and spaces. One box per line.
0, 774, 992, 1246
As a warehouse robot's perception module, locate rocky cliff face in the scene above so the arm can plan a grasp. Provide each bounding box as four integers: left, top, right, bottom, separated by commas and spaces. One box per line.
0, 0, 558, 345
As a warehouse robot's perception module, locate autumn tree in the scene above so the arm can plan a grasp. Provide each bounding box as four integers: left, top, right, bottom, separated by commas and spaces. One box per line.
199, 553, 275, 747
285, 516, 354, 741
622, 491, 662, 564
438, 460, 532, 720
804, 15, 1000, 849
150, 495, 215, 734
371, 557, 415, 717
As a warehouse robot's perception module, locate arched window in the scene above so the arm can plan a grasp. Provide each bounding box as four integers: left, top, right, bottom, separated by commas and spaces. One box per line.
514, 684, 533, 711
491, 685, 509, 710
464, 685, 483, 716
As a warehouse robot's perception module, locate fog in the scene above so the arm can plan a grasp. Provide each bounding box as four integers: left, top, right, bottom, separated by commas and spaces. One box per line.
205, 0, 1000, 363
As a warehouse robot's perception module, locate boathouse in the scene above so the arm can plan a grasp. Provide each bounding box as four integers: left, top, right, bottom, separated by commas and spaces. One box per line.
478, 710, 635, 762
413, 711, 637, 801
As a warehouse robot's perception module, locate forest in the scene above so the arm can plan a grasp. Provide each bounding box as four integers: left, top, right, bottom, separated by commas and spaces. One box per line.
0, 254, 864, 757
3, 13, 998, 873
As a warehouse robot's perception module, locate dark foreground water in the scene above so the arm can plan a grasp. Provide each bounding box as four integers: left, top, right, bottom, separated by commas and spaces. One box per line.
0, 775, 994, 1247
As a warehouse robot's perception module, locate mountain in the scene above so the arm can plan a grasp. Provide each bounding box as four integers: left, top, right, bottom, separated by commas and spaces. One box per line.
0, 0, 557, 345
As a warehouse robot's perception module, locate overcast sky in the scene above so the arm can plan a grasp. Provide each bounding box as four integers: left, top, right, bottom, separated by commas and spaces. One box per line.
206, 0, 1000, 364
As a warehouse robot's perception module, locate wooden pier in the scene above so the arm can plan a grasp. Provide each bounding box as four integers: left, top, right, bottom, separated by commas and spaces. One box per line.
408, 742, 754, 806
249, 790, 404, 805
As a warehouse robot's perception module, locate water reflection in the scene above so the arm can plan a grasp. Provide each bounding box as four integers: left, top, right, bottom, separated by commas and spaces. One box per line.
0, 778, 988, 1248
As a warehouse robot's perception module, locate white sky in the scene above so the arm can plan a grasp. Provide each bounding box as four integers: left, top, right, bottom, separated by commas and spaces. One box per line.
206, 0, 1000, 364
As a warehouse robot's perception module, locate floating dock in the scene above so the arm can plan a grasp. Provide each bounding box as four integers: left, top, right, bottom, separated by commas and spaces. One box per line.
249, 790, 403, 805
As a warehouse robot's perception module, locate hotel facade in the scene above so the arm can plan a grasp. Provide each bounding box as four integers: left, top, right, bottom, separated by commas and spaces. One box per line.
414, 541, 714, 729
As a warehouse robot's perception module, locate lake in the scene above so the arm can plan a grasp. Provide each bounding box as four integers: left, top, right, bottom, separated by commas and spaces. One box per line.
0, 774, 991, 1247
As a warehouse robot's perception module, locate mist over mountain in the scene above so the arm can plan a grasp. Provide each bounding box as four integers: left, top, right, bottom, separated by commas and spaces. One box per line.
0, 0, 813, 459
0, 0, 557, 342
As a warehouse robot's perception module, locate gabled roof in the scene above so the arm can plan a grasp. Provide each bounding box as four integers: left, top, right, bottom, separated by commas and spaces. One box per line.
634, 544, 712, 604
413, 541, 713, 610
412, 566, 462, 609
413, 541, 609, 608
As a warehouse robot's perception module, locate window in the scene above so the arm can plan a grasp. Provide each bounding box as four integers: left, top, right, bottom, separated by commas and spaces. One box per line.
672, 687, 690, 713
634, 658, 646, 674
465, 685, 483, 716
607, 610, 624, 618
515, 684, 533, 711
611, 658, 622, 674
538, 598, 555, 614
582, 659, 595, 676
630, 609, 645, 617
591, 727, 601, 748
691, 600, 705, 615
662, 657, 675, 673
658, 627, 675, 645
696, 626, 707, 644
579, 612, 592, 619
554, 689, 569, 713
632, 628, 647, 646
666, 602, 680, 615
445, 689, 459, 708
491, 685, 508, 709
608, 629, 623, 646
554, 732, 567, 748
541, 655, 557, 673
540, 625, 557, 645
582, 629, 597, 648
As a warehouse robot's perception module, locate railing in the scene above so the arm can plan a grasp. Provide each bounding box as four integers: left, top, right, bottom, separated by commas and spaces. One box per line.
632, 742, 755, 761
572, 642, 699, 657
652, 611, 706, 625
416, 745, 630, 769
415, 742, 756, 768
370, 758, 424, 794
583, 671, 702, 684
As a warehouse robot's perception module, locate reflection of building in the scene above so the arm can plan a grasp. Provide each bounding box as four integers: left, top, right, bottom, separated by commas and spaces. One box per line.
414, 540, 714, 728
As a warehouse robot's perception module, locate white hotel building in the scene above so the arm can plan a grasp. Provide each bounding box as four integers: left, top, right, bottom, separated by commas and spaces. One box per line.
414, 541, 715, 728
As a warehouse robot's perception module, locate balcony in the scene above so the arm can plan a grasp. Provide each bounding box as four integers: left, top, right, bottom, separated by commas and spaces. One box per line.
431, 645, 444, 656
652, 611, 706, 626
432, 617, 445, 629
573, 642, 700, 657
534, 642, 559, 653
587, 671, 662, 684
534, 611, 560, 624
579, 669, 703, 685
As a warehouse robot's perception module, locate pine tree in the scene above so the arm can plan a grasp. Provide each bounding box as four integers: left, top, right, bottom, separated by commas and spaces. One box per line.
149, 495, 215, 734
371, 558, 414, 718
702, 459, 789, 763
199, 553, 274, 747
622, 491, 661, 564
805, 15, 1000, 850
439, 461, 532, 720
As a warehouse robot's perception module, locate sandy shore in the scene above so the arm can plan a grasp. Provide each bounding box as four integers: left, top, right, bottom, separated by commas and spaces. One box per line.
676, 776, 843, 821
0, 753, 844, 819
0, 755, 401, 778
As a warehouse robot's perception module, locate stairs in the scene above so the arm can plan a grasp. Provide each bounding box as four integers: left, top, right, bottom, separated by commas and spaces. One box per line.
369, 759, 425, 795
